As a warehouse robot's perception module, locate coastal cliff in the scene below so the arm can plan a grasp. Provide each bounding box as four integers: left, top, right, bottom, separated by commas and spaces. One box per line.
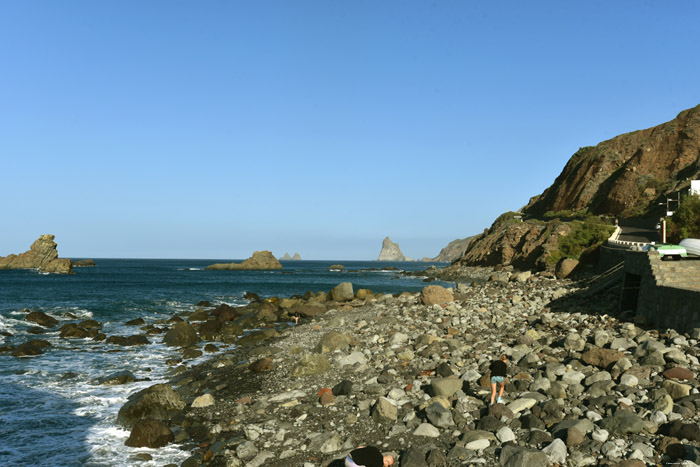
456, 103, 700, 271
377, 237, 412, 261
206, 251, 282, 270
422, 236, 476, 263
0, 235, 73, 274
525, 103, 700, 218
456, 214, 571, 271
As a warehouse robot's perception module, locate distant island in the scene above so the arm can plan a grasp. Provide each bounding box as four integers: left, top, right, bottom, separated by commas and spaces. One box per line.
206, 250, 282, 270
280, 252, 302, 260
377, 236, 413, 261
0, 234, 73, 274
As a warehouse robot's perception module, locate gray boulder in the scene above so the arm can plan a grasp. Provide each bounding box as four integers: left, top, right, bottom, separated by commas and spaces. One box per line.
117, 383, 185, 427
163, 322, 200, 347
124, 418, 173, 448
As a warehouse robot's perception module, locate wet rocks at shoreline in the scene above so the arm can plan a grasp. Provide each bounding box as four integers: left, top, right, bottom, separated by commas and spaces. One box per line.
109, 266, 700, 466
4, 262, 700, 465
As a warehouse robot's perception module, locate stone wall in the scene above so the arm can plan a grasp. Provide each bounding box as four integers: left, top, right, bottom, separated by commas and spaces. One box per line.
620, 250, 700, 332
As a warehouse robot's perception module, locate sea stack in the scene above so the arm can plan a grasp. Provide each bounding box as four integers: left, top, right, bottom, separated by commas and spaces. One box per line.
0, 234, 73, 274
205, 250, 282, 270
377, 236, 412, 261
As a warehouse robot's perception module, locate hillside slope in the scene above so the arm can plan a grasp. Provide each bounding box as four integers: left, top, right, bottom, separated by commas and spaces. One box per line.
525, 104, 700, 218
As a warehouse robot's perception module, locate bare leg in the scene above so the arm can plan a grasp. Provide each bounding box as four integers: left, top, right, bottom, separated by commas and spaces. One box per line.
490, 382, 497, 404
498, 382, 505, 400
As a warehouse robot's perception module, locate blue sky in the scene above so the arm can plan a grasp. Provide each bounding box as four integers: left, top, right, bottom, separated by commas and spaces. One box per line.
2, 1, 699, 260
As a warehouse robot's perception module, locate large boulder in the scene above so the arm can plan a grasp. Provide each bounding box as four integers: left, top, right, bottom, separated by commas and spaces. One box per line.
124, 418, 174, 448
11, 339, 51, 357
555, 258, 579, 279
421, 285, 454, 306
163, 322, 200, 347
331, 282, 354, 302
25, 311, 59, 328
117, 384, 185, 427
0, 235, 73, 274
205, 251, 282, 270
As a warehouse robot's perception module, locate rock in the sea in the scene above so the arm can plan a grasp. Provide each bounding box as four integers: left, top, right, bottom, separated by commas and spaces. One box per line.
0, 235, 73, 274
377, 236, 412, 261
205, 251, 282, 270
11, 339, 51, 357
117, 383, 186, 427
72, 259, 96, 267
124, 418, 174, 448
25, 311, 59, 328
163, 322, 200, 347
98, 370, 137, 385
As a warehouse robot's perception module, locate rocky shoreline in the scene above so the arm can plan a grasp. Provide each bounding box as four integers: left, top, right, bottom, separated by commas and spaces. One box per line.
5, 263, 700, 466
110, 265, 700, 467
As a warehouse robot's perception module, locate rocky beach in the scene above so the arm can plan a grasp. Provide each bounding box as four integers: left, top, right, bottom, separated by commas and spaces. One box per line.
105, 264, 700, 467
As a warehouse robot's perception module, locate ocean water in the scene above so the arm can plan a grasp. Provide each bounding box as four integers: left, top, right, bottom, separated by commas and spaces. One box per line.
0, 259, 450, 467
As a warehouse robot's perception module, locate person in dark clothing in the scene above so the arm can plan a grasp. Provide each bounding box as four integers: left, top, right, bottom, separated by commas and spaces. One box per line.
489, 354, 508, 405
345, 445, 394, 467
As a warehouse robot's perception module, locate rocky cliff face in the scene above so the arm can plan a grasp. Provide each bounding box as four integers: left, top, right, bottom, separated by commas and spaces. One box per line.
0, 234, 73, 274
422, 237, 476, 263
456, 214, 571, 271
377, 237, 412, 261
525, 104, 700, 218
206, 251, 282, 270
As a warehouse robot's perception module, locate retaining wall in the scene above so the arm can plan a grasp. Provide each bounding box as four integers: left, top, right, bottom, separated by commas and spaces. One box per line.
620, 250, 700, 332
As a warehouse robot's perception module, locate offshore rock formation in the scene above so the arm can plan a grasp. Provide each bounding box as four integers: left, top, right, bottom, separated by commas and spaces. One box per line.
280, 252, 302, 260
422, 236, 477, 263
377, 237, 412, 262
456, 213, 572, 271
525, 103, 700, 218
0, 235, 73, 274
206, 251, 282, 271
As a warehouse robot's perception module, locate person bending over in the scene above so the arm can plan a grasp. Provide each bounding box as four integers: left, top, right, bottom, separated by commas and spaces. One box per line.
489, 354, 508, 405
345, 445, 394, 467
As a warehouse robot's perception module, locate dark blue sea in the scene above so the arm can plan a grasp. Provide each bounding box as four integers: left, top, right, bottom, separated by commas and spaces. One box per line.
0, 259, 450, 466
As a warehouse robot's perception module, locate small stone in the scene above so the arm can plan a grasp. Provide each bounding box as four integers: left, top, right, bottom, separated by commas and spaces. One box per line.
566, 426, 584, 447
663, 367, 695, 380
542, 438, 567, 465
496, 426, 516, 443
413, 423, 441, 437
191, 393, 215, 408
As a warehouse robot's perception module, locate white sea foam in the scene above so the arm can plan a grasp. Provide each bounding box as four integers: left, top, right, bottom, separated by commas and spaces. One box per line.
0, 312, 220, 466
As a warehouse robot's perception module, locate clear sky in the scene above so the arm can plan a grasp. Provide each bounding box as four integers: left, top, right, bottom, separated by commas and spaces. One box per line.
2, 1, 699, 260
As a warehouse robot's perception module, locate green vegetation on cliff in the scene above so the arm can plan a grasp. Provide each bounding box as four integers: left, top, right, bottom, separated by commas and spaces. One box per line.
667, 194, 700, 243
547, 216, 615, 265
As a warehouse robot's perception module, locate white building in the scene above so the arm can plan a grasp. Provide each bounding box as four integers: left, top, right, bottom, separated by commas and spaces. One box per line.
691, 180, 700, 196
